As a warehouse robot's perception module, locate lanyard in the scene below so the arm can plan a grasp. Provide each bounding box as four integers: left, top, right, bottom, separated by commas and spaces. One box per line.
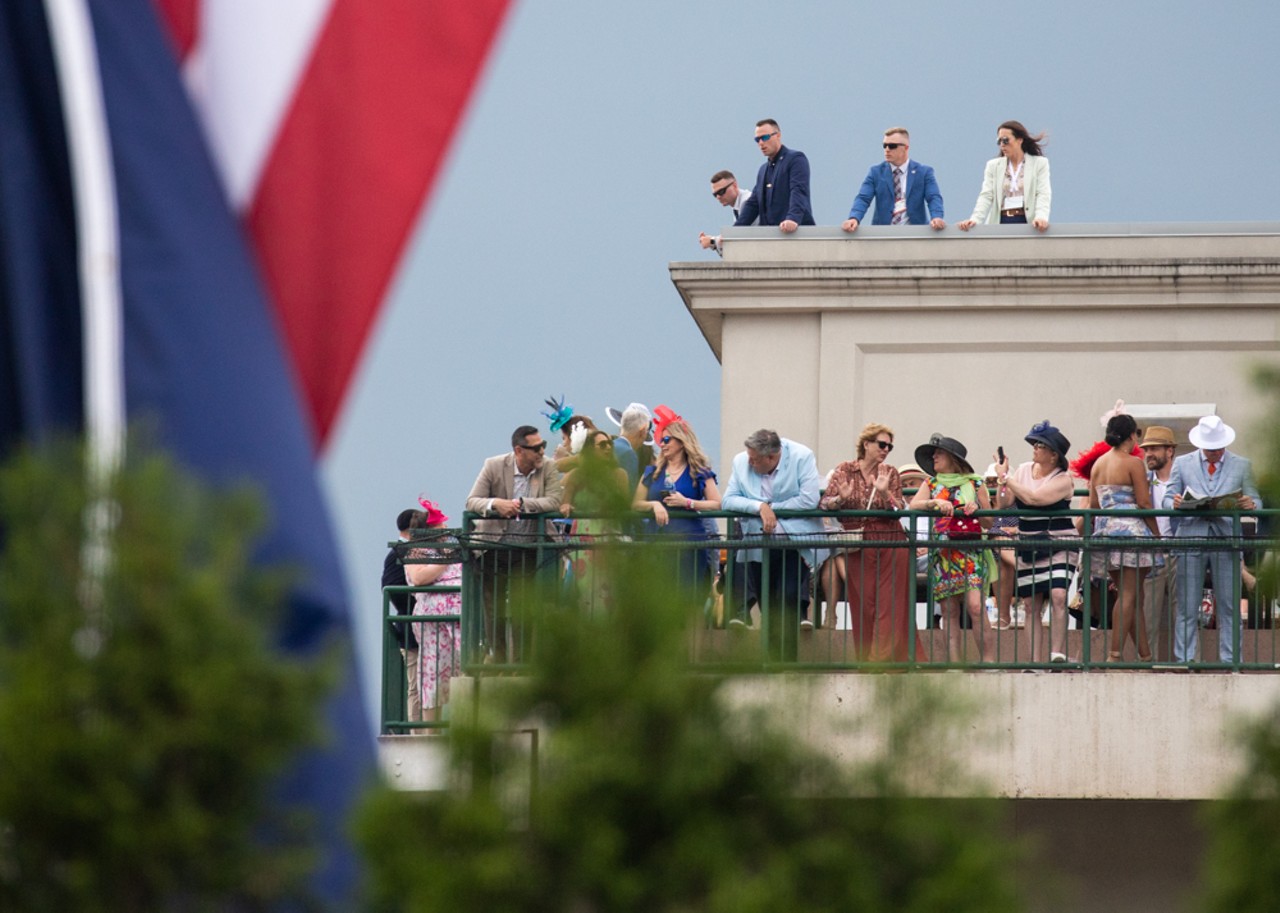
1006, 159, 1024, 194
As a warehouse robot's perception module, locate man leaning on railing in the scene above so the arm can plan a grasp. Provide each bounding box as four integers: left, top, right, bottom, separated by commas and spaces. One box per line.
721, 429, 826, 661
465, 424, 565, 664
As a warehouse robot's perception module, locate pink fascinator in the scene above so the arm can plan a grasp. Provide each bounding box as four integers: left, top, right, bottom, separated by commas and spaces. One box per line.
1099, 399, 1128, 427
417, 497, 450, 527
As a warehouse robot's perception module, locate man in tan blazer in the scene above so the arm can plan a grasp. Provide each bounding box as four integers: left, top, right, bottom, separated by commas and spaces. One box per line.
465, 424, 564, 663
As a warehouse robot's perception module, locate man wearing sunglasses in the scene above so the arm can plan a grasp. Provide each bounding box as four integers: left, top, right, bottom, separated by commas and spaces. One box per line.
734, 119, 815, 234
698, 169, 754, 255
841, 127, 945, 233
466, 425, 565, 663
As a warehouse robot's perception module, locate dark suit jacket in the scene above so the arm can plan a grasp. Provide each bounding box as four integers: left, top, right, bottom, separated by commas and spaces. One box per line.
382, 545, 417, 649
735, 145, 815, 227
846, 160, 944, 225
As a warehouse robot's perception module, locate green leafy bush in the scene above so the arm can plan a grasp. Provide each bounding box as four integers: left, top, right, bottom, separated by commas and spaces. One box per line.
0, 439, 332, 911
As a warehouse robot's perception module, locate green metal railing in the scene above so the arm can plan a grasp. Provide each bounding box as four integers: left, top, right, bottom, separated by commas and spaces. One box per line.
379, 506, 1278, 732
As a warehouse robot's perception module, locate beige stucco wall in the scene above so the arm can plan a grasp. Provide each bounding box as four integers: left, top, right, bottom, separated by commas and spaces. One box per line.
672, 223, 1280, 478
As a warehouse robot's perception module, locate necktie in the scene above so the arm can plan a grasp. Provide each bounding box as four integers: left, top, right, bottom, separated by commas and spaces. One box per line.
891, 167, 906, 225
1207, 460, 1217, 476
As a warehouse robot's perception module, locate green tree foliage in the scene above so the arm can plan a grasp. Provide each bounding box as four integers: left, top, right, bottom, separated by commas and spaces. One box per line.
357, 455, 1020, 912
0, 439, 332, 911
1200, 365, 1280, 913
1201, 703, 1280, 913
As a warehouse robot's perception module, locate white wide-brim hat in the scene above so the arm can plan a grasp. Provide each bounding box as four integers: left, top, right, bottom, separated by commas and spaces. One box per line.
1188, 415, 1235, 450
605, 402, 654, 445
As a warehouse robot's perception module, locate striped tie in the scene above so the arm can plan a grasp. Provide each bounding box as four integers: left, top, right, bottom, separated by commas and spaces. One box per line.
891, 167, 906, 225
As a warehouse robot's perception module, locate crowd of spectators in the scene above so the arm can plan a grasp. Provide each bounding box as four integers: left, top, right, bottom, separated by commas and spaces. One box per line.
392, 398, 1264, 675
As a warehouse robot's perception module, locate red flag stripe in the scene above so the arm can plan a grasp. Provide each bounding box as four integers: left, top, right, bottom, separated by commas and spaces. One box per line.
151, 0, 199, 58
245, 0, 512, 447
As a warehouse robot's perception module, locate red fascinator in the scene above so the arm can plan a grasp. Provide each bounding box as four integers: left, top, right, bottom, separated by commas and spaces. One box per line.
651, 404, 683, 441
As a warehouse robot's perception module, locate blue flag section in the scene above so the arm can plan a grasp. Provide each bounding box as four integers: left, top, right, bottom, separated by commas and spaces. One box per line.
0, 0, 374, 901
0, 3, 84, 448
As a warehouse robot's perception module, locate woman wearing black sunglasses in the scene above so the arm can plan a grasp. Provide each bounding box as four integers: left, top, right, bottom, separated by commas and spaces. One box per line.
818, 423, 917, 663
634, 418, 722, 596
957, 119, 1051, 232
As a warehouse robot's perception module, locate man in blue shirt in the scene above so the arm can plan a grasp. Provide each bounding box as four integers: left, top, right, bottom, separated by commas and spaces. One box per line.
722, 429, 826, 660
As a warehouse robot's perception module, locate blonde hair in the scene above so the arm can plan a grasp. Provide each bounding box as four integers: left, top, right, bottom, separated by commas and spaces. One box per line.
654, 420, 712, 477
883, 126, 909, 140
856, 422, 894, 459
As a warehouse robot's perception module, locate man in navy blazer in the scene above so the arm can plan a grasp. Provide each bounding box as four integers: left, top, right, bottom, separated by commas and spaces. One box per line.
1162, 415, 1262, 663
734, 119, 815, 233
841, 127, 945, 233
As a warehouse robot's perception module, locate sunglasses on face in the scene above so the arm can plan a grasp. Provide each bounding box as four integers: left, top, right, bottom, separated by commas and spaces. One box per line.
882, 142, 905, 150
754, 132, 776, 144
661, 435, 673, 444
712, 182, 734, 198
519, 442, 546, 453
874, 440, 894, 452
997, 136, 1013, 146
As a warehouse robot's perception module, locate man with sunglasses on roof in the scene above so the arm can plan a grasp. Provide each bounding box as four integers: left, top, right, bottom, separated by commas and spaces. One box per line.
841, 127, 945, 233
698, 169, 754, 256
734, 119, 815, 234
466, 425, 565, 663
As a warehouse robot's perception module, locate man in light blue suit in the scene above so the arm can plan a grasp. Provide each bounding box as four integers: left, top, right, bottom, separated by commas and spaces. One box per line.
841, 127, 945, 233
1163, 415, 1262, 663
723, 429, 826, 660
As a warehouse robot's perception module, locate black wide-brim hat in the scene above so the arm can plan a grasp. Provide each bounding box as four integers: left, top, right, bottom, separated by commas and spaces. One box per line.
914, 433, 974, 476
1024, 420, 1071, 458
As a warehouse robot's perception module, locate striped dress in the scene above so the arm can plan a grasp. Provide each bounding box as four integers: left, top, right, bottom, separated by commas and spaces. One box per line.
1012, 464, 1077, 596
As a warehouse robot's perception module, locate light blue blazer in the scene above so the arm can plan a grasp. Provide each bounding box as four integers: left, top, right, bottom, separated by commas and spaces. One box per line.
722, 438, 827, 567
1163, 450, 1262, 536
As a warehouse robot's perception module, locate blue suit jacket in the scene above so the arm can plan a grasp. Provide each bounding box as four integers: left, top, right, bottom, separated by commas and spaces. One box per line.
735, 146, 815, 228
847, 160, 944, 225
1163, 449, 1262, 536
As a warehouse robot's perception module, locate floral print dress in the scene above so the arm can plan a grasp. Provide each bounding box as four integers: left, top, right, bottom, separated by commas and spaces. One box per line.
924, 478, 988, 600
411, 550, 462, 711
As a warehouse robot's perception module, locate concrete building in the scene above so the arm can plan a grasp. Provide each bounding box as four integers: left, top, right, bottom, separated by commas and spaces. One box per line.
381, 223, 1280, 912
666, 222, 1280, 912
670, 222, 1280, 475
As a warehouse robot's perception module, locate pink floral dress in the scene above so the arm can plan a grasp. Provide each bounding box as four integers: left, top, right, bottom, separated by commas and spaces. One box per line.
411, 551, 462, 711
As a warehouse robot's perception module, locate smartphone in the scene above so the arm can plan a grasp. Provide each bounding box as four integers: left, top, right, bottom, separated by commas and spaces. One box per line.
997, 445, 1006, 463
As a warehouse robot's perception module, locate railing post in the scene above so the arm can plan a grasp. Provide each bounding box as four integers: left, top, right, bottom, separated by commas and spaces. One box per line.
380, 586, 406, 734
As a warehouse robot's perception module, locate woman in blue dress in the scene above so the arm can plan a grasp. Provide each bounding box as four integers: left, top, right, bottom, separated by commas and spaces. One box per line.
634, 418, 721, 596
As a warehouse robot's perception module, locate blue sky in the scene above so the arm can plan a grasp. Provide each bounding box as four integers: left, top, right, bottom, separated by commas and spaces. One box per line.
320, 0, 1280, 718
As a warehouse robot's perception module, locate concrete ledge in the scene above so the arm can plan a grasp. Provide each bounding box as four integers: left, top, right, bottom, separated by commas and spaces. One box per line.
379, 673, 1280, 799
377, 733, 451, 791
729, 672, 1280, 800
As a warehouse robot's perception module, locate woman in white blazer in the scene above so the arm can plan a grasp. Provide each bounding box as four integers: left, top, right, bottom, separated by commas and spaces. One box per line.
957, 120, 1051, 232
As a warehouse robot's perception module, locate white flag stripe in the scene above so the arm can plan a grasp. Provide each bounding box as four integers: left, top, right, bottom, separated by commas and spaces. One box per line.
189, 0, 334, 209
43, 0, 125, 474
